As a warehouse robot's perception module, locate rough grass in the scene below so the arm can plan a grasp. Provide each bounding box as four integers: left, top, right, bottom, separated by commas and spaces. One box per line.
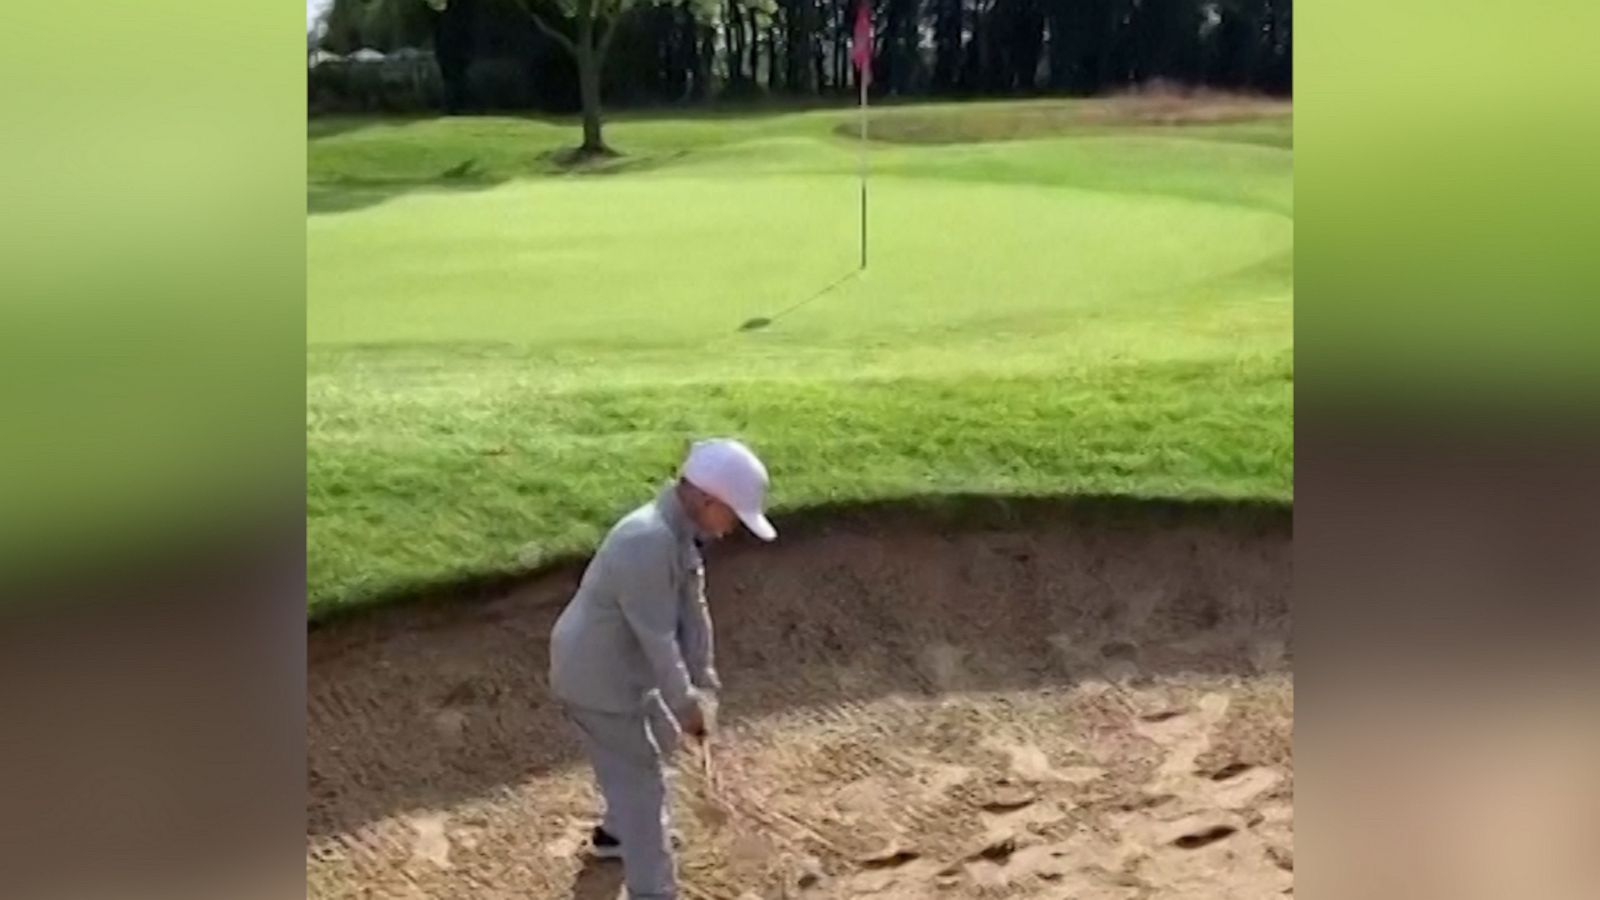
848, 93, 1291, 146
307, 97, 1293, 618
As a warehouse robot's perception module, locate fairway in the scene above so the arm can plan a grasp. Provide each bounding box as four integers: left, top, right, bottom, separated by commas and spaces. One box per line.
307, 99, 1293, 616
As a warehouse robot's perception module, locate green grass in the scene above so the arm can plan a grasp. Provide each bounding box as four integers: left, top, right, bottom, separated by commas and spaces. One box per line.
308, 98, 1293, 619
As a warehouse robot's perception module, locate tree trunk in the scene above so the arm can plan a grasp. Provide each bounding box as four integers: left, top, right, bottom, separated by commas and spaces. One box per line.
726, 0, 745, 88
965, 0, 984, 90
578, 50, 604, 151
934, 0, 960, 92
681, 7, 700, 100
575, 14, 606, 154
699, 24, 716, 99
768, 25, 782, 91
813, 13, 826, 93
783, 6, 798, 92
834, 0, 846, 92
742, 11, 756, 85
525, 4, 612, 153
433, 0, 476, 113
784, 4, 806, 93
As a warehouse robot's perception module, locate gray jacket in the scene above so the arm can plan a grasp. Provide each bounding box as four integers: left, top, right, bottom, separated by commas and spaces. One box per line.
549, 485, 719, 717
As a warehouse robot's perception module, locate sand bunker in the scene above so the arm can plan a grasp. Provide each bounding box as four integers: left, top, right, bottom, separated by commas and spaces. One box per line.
308, 499, 1291, 898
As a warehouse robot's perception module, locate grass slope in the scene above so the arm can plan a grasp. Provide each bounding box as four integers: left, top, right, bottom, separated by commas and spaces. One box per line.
308, 99, 1293, 618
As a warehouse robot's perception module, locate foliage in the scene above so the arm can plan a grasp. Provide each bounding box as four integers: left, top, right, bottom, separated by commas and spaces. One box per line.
319, 0, 436, 54
310, 55, 446, 114
463, 58, 539, 109
309, 0, 1291, 117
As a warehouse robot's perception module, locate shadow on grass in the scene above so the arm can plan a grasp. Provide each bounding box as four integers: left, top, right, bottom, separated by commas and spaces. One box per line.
738, 269, 860, 332
307, 180, 503, 215
308, 155, 510, 215
306, 95, 1058, 136
535, 147, 691, 176
306, 100, 858, 140
307, 148, 697, 215
307, 491, 1291, 844
307, 116, 400, 141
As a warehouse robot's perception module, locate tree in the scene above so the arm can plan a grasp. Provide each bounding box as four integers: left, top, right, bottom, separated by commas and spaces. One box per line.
511, 0, 638, 154
422, 0, 638, 154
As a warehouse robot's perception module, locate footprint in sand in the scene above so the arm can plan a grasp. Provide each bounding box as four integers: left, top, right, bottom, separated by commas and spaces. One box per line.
832, 775, 896, 821
921, 761, 975, 796
431, 708, 467, 741
1137, 693, 1231, 779
1129, 810, 1293, 896
1202, 763, 1284, 809
407, 813, 452, 869
1133, 692, 1286, 814
984, 738, 1106, 785
540, 826, 587, 860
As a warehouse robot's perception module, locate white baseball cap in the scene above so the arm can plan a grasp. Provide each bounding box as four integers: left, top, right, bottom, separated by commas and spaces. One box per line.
681, 438, 776, 541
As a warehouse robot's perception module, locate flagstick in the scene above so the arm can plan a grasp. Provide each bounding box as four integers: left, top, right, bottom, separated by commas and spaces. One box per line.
858, 70, 868, 271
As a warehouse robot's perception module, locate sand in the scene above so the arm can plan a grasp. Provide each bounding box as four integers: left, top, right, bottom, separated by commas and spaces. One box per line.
308, 503, 1291, 898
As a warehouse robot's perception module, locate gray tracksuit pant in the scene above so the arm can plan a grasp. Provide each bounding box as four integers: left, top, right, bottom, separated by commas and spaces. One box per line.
566, 697, 680, 899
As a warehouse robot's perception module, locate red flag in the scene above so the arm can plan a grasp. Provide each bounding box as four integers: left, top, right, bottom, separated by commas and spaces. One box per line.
851, 1, 873, 88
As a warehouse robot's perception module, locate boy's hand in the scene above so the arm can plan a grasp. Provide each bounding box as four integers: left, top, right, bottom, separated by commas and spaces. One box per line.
680, 692, 716, 740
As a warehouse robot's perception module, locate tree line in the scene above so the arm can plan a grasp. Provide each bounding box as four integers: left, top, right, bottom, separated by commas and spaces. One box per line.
314, 0, 1289, 150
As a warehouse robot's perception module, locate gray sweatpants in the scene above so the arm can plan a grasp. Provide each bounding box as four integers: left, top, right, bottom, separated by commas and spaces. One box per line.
565, 697, 680, 899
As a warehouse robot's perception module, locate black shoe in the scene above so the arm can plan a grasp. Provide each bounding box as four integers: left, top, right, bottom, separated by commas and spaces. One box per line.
588, 825, 682, 858
589, 826, 623, 860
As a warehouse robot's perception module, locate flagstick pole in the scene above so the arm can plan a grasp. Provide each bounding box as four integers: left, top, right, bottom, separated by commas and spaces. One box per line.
858, 70, 868, 271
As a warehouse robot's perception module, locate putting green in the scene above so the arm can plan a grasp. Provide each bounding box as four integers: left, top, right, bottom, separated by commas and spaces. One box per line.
310, 175, 1286, 349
